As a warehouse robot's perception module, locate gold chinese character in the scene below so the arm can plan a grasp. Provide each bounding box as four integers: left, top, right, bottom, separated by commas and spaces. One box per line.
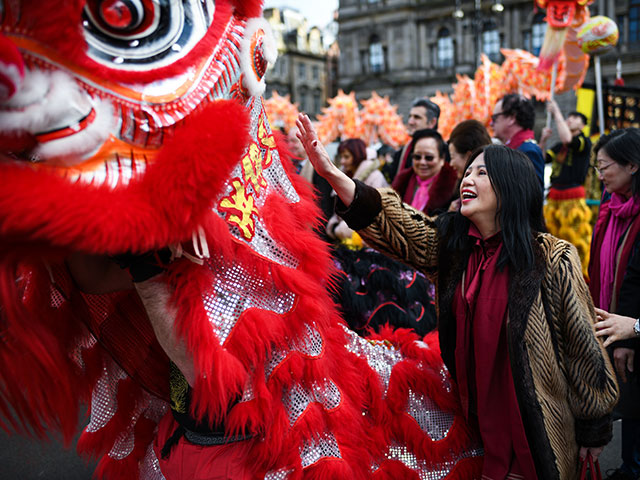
219, 179, 259, 240
241, 143, 268, 197
258, 115, 276, 167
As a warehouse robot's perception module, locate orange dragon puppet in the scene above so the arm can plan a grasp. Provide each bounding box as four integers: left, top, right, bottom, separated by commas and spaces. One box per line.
0, 1, 481, 478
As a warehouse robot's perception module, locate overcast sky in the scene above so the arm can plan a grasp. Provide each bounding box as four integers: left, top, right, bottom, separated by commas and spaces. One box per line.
263, 0, 339, 29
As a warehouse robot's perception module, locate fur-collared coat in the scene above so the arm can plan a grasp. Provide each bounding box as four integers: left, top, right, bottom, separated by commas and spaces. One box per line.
392, 162, 458, 216
338, 182, 619, 480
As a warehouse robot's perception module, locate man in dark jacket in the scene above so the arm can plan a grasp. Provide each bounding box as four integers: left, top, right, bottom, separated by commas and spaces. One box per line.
491, 94, 545, 190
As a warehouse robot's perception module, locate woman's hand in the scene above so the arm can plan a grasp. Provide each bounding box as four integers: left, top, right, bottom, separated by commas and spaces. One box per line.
594, 307, 636, 347
295, 113, 356, 207
295, 113, 337, 179
579, 446, 604, 462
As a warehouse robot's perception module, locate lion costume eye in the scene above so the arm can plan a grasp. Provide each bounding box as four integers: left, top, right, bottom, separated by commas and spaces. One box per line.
82, 0, 215, 68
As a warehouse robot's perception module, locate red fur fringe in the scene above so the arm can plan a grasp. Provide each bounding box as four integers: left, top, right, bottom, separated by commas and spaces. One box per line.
231, 0, 265, 19
0, 100, 249, 254
0, 260, 85, 442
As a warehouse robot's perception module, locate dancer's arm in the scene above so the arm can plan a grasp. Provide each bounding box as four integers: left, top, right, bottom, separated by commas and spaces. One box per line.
66, 253, 195, 385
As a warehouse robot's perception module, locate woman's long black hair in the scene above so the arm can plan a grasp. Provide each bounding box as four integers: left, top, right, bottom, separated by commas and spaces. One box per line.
436, 144, 545, 271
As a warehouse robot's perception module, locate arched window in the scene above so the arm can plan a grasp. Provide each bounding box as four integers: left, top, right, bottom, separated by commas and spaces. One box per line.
482, 20, 501, 63
437, 27, 454, 68
631, 0, 640, 45
531, 12, 546, 56
369, 34, 385, 73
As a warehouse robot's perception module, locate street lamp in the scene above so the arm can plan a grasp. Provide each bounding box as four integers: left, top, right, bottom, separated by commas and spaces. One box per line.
452, 0, 504, 67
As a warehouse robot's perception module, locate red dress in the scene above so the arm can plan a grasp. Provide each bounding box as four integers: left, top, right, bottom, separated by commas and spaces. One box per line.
453, 226, 537, 480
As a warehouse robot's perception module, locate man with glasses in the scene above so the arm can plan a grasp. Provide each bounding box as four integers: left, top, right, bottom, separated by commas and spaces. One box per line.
491, 94, 544, 189
383, 98, 441, 183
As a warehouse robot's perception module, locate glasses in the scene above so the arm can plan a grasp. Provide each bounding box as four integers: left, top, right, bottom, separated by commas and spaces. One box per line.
411, 153, 436, 162
595, 162, 615, 175
490, 112, 507, 122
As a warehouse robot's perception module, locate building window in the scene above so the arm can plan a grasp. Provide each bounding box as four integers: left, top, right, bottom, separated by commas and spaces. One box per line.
313, 90, 321, 113
631, 0, 640, 45
437, 27, 454, 68
369, 34, 385, 73
312, 65, 319, 80
482, 21, 501, 63
531, 12, 546, 56
523, 30, 531, 51
299, 88, 308, 112
298, 62, 306, 80
360, 50, 368, 74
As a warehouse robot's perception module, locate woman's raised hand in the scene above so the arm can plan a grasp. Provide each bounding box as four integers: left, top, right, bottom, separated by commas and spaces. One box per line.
295, 113, 356, 207
295, 113, 336, 179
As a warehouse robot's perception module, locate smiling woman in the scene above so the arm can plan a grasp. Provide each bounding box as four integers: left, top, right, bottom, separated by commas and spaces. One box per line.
391, 128, 457, 215
296, 112, 619, 480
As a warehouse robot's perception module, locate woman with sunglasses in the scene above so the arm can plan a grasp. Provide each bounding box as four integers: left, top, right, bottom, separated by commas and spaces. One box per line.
391, 128, 458, 216
296, 113, 618, 480
589, 128, 640, 480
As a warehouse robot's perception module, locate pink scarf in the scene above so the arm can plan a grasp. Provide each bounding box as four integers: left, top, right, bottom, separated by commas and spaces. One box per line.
410, 175, 435, 211
599, 193, 640, 309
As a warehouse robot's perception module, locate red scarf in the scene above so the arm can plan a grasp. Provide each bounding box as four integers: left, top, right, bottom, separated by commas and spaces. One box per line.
453, 225, 537, 480
505, 129, 535, 150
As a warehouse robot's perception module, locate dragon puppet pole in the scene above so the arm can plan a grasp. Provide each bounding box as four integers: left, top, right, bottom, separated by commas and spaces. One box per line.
594, 55, 605, 135
546, 62, 558, 129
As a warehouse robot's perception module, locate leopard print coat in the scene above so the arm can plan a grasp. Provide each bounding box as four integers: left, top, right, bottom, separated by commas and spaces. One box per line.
339, 183, 619, 479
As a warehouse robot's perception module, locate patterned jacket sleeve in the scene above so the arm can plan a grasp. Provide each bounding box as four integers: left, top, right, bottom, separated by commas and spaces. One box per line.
549, 239, 619, 446
337, 180, 440, 277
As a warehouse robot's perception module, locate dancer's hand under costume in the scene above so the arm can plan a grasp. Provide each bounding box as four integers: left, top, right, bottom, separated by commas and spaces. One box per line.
67, 252, 195, 386
296, 113, 356, 207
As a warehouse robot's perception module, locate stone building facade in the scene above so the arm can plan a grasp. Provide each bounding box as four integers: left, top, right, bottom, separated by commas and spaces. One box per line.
337, 0, 640, 117
264, 7, 329, 118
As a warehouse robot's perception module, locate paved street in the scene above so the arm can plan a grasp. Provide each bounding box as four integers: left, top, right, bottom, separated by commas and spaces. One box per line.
0, 427, 95, 480
0, 420, 624, 479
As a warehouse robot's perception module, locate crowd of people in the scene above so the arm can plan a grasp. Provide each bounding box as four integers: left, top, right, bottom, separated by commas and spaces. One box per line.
288, 93, 640, 480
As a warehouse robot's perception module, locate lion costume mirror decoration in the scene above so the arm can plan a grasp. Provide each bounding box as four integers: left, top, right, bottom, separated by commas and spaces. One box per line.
0, 1, 482, 478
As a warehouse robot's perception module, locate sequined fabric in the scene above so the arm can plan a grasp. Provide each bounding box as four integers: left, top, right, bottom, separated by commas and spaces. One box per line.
379, 442, 483, 480
139, 443, 167, 480
300, 431, 342, 468
343, 325, 403, 395
406, 390, 454, 441
216, 99, 300, 268
263, 468, 293, 480
284, 380, 342, 427
202, 259, 296, 345
86, 360, 128, 433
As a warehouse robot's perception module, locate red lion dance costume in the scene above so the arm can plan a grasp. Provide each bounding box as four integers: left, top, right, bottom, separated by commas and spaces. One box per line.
0, 1, 482, 478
